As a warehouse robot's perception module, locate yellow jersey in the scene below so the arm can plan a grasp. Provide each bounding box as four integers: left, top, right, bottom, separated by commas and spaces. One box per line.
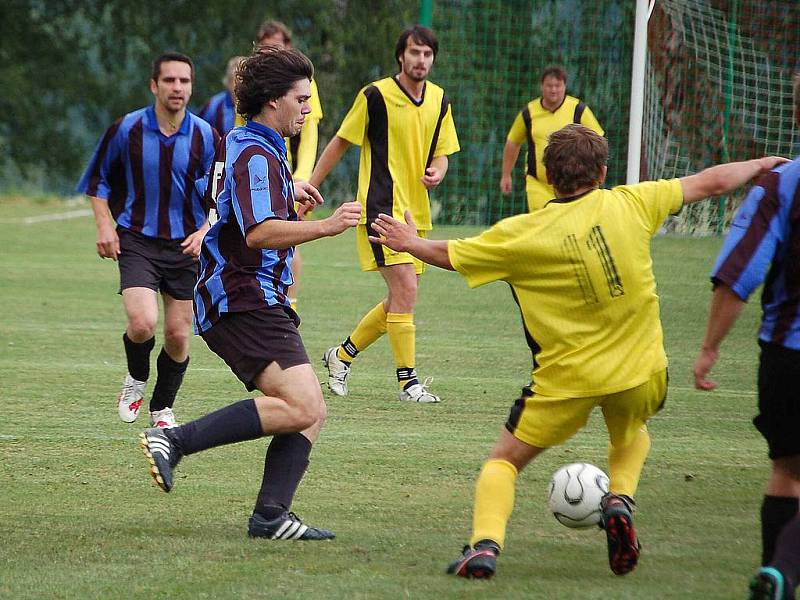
507, 96, 604, 210
448, 179, 684, 397
336, 76, 459, 230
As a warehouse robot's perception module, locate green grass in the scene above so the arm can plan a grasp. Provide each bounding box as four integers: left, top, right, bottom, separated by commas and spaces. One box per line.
0, 197, 767, 599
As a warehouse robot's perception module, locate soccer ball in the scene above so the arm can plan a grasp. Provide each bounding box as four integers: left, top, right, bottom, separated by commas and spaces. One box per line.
547, 463, 609, 529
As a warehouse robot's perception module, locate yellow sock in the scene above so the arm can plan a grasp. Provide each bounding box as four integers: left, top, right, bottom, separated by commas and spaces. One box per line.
470, 459, 518, 549
386, 312, 415, 389
337, 302, 387, 362
608, 425, 651, 498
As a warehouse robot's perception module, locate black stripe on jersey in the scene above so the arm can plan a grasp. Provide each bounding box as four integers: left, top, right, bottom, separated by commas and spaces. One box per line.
573, 102, 586, 124
508, 283, 541, 369
364, 85, 392, 267
288, 133, 301, 173
129, 119, 147, 231
181, 126, 205, 235
563, 234, 599, 304
770, 180, 800, 343
521, 107, 536, 179
588, 225, 625, 298
87, 117, 127, 219
425, 93, 450, 169
157, 139, 175, 239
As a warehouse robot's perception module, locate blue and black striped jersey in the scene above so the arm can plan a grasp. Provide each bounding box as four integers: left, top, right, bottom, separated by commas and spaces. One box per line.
77, 106, 218, 240
198, 91, 236, 137
711, 157, 800, 350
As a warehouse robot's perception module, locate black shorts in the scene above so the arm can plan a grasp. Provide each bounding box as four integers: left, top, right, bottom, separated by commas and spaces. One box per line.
117, 227, 198, 300
200, 306, 309, 391
753, 341, 800, 459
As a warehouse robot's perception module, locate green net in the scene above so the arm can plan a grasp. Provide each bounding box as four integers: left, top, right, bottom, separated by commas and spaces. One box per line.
644, 0, 799, 235
429, 0, 799, 232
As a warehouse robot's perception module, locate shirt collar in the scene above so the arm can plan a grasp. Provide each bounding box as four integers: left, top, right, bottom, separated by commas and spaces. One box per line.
245, 120, 287, 154
145, 105, 192, 136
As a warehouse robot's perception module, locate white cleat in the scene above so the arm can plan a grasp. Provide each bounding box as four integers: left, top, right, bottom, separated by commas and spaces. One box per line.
118, 373, 147, 423
398, 377, 440, 403
149, 407, 178, 428
322, 346, 351, 397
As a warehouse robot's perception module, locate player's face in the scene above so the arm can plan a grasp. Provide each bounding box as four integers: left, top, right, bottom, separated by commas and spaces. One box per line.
258, 32, 288, 50
151, 61, 193, 114
274, 78, 312, 137
541, 75, 566, 107
398, 40, 435, 82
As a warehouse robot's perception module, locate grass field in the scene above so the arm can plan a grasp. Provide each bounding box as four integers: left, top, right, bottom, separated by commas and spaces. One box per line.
0, 197, 768, 599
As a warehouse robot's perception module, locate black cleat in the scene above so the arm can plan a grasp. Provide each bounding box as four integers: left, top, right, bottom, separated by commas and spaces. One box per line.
446, 541, 500, 579
600, 493, 641, 576
749, 567, 791, 600
139, 428, 182, 492
248, 511, 335, 540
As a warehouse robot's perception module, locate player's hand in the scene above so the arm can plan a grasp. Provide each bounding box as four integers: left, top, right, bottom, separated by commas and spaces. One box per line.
500, 174, 512, 195
693, 347, 720, 391
294, 181, 324, 210
181, 225, 208, 259
323, 201, 361, 236
756, 156, 791, 173
96, 223, 120, 261
368, 210, 418, 252
421, 167, 444, 190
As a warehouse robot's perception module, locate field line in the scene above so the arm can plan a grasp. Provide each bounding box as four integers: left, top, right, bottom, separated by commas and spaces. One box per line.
14, 209, 94, 224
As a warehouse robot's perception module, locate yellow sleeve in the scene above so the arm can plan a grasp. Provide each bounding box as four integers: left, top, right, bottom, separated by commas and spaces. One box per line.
507, 111, 527, 144
447, 220, 517, 288
309, 79, 323, 120
291, 118, 319, 181
433, 103, 460, 157
615, 179, 684, 234
579, 105, 604, 137
336, 89, 368, 146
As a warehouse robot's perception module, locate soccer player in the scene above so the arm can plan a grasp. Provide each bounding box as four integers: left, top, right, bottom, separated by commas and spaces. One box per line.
197, 56, 244, 137
77, 52, 219, 428
251, 19, 325, 312
369, 124, 786, 578
310, 25, 459, 403
500, 66, 604, 212
693, 76, 800, 600
139, 48, 362, 540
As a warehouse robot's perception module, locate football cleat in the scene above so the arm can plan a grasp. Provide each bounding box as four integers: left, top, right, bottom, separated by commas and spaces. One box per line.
139, 428, 182, 492
749, 566, 790, 600
600, 493, 641, 576
322, 346, 351, 397
118, 373, 146, 423
149, 407, 178, 428
399, 377, 440, 403
446, 541, 500, 579
248, 511, 335, 541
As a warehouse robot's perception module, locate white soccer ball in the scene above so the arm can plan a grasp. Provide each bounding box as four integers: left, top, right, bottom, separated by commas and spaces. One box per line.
548, 463, 609, 529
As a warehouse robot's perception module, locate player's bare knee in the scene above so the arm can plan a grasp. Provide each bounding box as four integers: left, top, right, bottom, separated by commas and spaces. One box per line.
163, 328, 190, 352
127, 317, 156, 340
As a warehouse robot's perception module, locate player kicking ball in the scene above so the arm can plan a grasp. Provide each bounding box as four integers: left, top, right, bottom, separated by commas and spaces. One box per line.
370, 124, 787, 578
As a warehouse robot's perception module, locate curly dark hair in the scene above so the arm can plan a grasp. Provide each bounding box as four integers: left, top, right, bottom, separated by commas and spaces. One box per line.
543, 124, 608, 195
235, 48, 313, 121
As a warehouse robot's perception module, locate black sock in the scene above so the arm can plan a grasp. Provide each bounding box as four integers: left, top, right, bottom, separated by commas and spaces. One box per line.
254, 432, 312, 519
770, 514, 800, 592
761, 495, 799, 565
150, 348, 189, 411
123, 333, 154, 382
168, 399, 263, 456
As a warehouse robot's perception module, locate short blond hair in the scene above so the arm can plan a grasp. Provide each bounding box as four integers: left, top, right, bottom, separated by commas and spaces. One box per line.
223, 56, 245, 85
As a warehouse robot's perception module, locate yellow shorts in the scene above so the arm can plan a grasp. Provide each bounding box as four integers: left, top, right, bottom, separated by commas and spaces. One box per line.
505, 369, 668, 449
525, 176, 555, 212
356, 224, 427, 274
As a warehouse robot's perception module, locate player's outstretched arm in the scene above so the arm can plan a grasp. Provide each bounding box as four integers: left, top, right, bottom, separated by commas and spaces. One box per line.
680, 156, 789, 204
369, 211, 454, 271
693, 284, 747, 391
309, 136, 351, 188
246, 201, 361, 250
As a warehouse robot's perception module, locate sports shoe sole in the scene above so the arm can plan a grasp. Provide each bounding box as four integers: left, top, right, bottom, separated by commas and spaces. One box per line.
447, 550, 497, 579
604, 512, 640, 575
139, 431, 171, 493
